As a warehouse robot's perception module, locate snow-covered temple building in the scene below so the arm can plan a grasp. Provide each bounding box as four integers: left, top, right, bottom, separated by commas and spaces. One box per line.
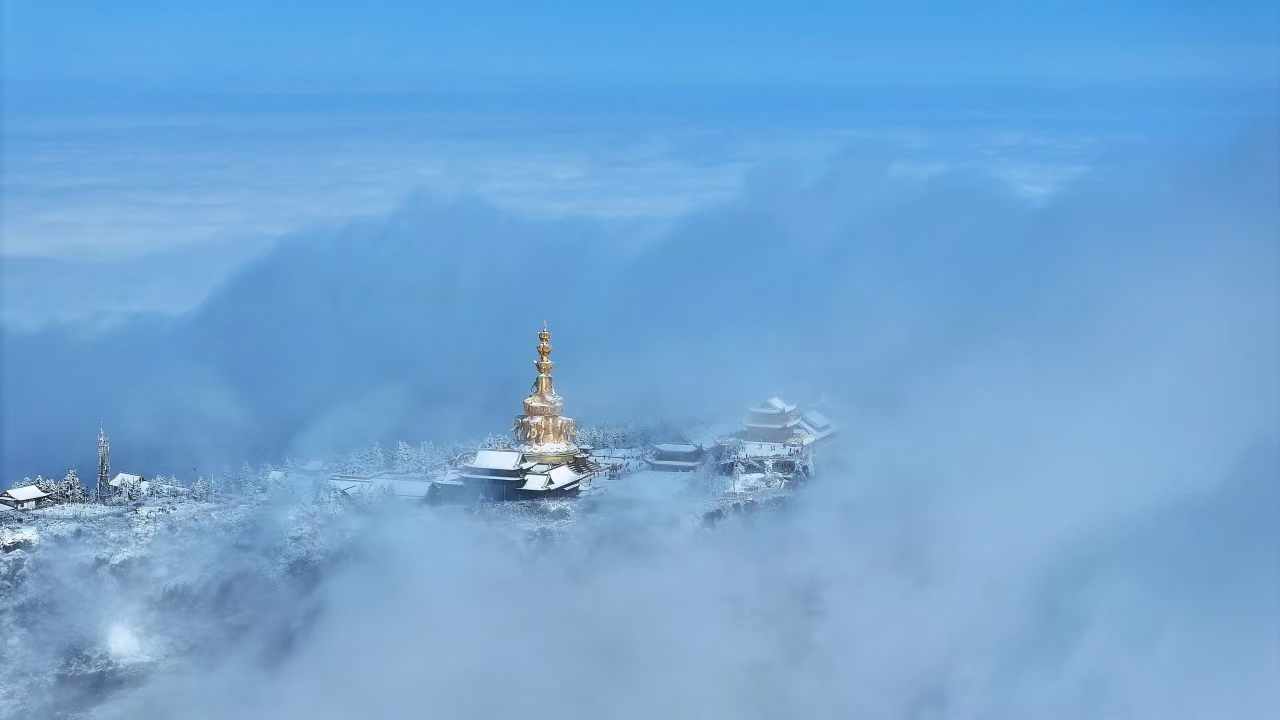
0, 484, 51, 510
438, 325, 601, 501
742, 396, 838, 446
715, 396, 839, 488
743, 397, 803, 443
646, 442, 708, 472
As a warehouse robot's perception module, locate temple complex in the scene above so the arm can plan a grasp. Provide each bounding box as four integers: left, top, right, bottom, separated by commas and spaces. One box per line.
714, 396, 839, 488
444, 325, 600, 500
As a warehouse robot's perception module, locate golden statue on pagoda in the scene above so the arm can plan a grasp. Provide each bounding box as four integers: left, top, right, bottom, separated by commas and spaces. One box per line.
513, 323, 578, 461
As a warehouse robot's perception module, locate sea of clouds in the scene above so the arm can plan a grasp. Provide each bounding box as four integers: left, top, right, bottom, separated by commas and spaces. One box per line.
0, 97, 1276, 718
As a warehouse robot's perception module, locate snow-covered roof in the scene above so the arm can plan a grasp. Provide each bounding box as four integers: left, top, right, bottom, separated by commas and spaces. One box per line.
801, 410, 832, 430
3, 485, 49, 502
520, 474, 551, 491
471, 450, 523, 470
653, 443, 699, 453
750, 396, 796, 414
109, 473, 143, 487
548, 465, 581, 488
267, 470, 287, 481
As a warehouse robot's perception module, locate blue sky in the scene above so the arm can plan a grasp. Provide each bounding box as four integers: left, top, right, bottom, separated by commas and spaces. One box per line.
5, 2, 1278, 95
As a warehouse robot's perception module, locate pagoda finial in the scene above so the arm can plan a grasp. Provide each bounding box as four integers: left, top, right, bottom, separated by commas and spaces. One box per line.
534, 323, 554, 394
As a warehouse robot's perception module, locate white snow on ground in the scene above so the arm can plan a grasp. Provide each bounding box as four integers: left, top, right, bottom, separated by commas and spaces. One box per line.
0, 525, 39, 551
106, 623, 146, 663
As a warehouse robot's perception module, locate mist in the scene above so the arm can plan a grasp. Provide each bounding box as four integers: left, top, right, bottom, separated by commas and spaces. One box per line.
1, 107, 1276, 719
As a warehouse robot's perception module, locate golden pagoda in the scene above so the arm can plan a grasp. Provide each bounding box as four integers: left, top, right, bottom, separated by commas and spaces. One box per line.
513, 323, 578, 461
442, 323, 600, 501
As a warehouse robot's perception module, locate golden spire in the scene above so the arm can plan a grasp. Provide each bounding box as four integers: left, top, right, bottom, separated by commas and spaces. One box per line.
533, 322, 554, 397
514, 323, 577, 454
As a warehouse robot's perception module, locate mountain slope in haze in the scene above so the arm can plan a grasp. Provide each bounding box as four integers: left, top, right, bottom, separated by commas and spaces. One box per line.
2, 128, 1275, 483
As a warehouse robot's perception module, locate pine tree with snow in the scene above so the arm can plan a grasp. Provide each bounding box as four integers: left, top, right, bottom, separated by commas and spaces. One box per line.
190, 475, 211, 501
32, 475, 58, 500
240, 462, 268, 496
395, 441, 415, 472
61, 468, 86, 503
367, 442, 386, 472
577, 425, 602, 448
478, 433, 512, 450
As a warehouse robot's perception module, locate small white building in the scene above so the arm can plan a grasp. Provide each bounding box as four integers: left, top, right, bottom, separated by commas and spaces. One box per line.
107, 472, 149, 499
0, 484, 51, 510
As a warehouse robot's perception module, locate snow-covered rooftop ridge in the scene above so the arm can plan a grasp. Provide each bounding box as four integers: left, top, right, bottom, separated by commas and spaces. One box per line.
514, 464, 581, 492
548, 464, 581, 486
520, 474, 551, 491
3, 485, 49, 502
749, 396, 796, 414
801, 410, 831, 429
653, 442, 699, 453
109, 473, 143, 487
471, 449, 523, 470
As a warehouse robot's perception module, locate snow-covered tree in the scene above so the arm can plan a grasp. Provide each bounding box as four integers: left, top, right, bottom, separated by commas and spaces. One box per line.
577, 425, 604, 448
190, 475, 212, 501
394, 441, 416, 472
367, 442, 386, 472
60, 468, 86, 503
477, 433, 512, 450
263, 466, 289, 493
420, 441, 450, 474
238, 462, 262, 495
